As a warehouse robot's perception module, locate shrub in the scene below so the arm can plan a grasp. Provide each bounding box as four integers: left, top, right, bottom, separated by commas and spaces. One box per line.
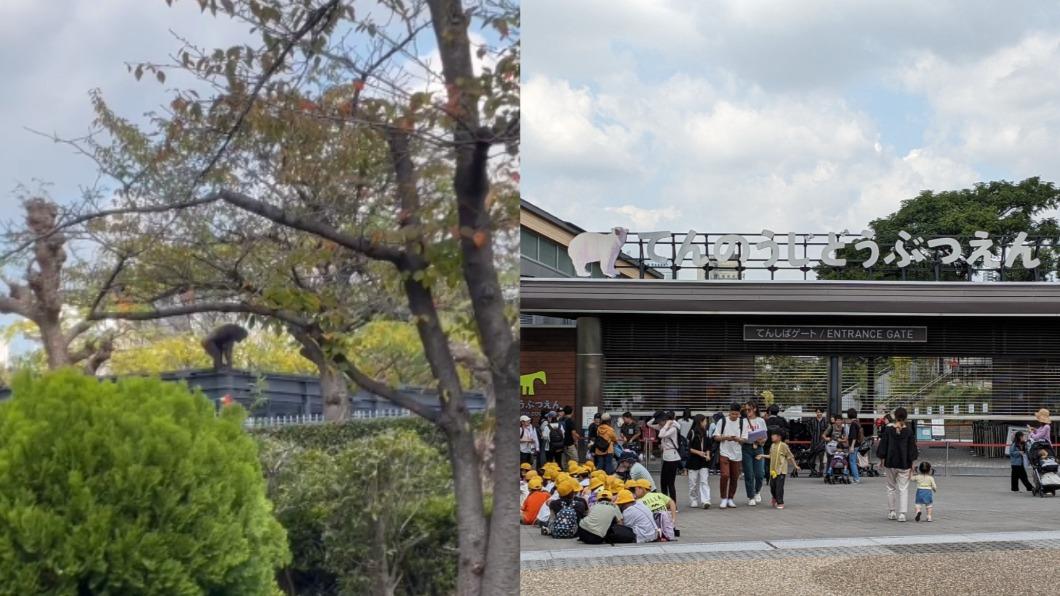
0, 370, 289, 595
256, 416, 444, 454
261, 429, 457, 595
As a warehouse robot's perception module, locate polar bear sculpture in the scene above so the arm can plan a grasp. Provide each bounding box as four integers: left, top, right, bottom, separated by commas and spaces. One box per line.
568, 227, 628, 277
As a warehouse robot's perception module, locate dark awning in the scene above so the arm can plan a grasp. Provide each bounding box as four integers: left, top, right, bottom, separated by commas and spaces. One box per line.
520, 278, 1060, 317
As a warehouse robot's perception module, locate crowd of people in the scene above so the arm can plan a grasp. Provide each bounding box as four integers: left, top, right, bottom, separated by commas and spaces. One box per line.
521, 401, 1057, 544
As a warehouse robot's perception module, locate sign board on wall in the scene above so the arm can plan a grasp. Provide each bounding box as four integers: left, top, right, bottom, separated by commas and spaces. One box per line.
582, 407, 598, 432
744, 325, 927, 343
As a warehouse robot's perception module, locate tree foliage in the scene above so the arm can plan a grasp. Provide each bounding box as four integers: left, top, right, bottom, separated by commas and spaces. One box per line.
260, 429, 455, 596
26, 0, 521, 591
0, 369, 289, 594
817, 178, 1060, 281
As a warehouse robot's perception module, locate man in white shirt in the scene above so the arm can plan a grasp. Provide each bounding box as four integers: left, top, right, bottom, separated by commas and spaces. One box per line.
712, 402, 749, 509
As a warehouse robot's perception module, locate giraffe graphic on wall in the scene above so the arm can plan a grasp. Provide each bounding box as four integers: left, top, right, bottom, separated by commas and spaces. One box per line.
520, 371, 547, 395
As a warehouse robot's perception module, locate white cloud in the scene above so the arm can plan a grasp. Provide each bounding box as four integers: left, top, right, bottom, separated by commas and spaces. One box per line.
522, 75, 641, 179
899, 33, 1060, 176
604, 204, 680, 230
0, 0, 251, 214
523, 1, 1060, 235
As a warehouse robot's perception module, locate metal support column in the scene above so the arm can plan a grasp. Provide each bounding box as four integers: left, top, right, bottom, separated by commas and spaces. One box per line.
828, 355, 842, 418
576, 316, 603, 430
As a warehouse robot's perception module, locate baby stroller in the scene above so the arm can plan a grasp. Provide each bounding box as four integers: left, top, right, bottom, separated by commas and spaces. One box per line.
795, 444, 824, 478
824, 441, 851, 484
857, 442, 880, 477
1028, 440, 1060, 497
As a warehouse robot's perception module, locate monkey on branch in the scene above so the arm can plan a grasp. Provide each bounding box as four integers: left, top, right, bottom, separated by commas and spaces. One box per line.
202, 324, 248, 371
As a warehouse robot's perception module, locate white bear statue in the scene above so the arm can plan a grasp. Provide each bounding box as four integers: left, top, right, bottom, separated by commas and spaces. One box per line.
567, 227, 628, 277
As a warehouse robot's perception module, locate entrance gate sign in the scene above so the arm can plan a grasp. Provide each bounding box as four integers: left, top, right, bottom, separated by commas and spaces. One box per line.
743, 324, 928, 343
568, 227, 1046, 279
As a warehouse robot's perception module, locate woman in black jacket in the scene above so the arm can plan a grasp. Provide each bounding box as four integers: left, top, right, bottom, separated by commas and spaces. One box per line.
877, 407, 918, 522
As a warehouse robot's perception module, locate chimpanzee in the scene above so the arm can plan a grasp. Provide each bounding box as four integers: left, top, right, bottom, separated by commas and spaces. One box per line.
202, 324, 248, 371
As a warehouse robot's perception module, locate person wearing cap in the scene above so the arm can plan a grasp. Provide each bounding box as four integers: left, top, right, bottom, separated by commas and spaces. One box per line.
614, 450, 655, 489
548, 479, 588, 517
521, 477, 549, 525
577, 489, 630, 544
521, 470, 539, 506
520, 415, 539, 466
614, 489, 659, 543
631, 479, 678, 538
585, 476, 606, 505
593, 413, 619, 474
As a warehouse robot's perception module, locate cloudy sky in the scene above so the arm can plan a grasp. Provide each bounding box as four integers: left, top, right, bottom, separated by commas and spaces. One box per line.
0, 0, 257, 219
522, 0, 1060, 233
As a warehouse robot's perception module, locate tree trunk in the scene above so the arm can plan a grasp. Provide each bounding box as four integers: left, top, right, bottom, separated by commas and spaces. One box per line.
442, 419, 488, 596
424, 1, 520, 592
291, 326, 349, 421
320, 364, 349, 421
370, 514, 395, 596
38, 318, 70, 369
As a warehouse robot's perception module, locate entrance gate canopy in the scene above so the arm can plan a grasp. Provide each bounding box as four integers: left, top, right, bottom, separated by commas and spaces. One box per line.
521, 279, 1060, 420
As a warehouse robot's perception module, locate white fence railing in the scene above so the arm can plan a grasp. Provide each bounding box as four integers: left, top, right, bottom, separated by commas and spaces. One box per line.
243, 408, 414, 429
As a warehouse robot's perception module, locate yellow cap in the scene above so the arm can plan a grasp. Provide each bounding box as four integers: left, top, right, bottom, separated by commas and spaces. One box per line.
543, 469, 558, 480
583, 461, 596, 471
596, 489, 613, 501
623, 479, 638, 489
528, 477, 543, 490
557, 480, 576, 497
590, 470, 606, 480
557, 473, 572, 483
525, 470, 539, 479
615, 489, 635, 505
633, 479, 652, 490
589, 477, 605, 491
543, 462, 559, 471
567, 460, 579, 472
520, 463, 532, 471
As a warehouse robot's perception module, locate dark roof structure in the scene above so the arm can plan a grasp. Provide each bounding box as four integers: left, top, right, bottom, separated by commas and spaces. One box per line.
521, 278, 1060, 317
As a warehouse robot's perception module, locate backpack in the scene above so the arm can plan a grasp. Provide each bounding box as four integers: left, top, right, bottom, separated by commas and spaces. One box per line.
654, 511, 675, 541
551, 500, 579, 539
548, 424, 564, 450
719, 416, 745, 439
593, 433, 611, 453
676, 432, 689, 463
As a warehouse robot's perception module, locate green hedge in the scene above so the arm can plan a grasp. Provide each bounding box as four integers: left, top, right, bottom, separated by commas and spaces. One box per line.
259, 425, 457, 595
0, 370, 289, 595
254, 416, 440, 451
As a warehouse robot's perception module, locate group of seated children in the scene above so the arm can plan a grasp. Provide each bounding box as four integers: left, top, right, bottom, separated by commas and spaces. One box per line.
520, 459, 678, 544
520, 428, 801, 543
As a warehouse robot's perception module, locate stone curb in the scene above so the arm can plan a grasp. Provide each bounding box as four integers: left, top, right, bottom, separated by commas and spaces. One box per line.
521, 530, 1060, 562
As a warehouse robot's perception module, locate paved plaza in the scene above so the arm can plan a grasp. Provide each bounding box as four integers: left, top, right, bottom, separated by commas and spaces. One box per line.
522, 472, 1059, 594
522, 473, 1055, 553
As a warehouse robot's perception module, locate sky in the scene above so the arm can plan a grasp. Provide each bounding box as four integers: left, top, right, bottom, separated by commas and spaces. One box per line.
0, 0, 258, 218
522, 0, 1060, 234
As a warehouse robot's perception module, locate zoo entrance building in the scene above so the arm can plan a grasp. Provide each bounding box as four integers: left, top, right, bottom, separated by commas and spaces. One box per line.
519, 199, 1060, 444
